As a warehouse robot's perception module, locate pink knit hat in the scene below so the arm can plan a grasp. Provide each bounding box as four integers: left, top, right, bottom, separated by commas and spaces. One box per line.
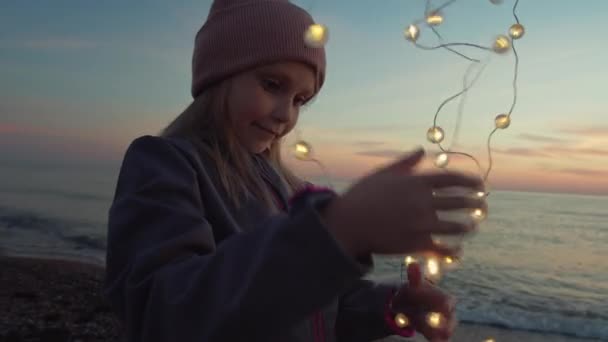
191, 0, 326, 98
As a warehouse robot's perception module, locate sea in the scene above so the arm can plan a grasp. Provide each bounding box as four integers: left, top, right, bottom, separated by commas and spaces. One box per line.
0, 161, 606, 341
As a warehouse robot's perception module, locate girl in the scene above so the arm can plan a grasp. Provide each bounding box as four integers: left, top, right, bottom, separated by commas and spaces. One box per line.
104, 0, 486, 341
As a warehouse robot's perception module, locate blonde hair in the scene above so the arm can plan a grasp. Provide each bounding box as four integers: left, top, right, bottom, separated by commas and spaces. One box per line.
159, 79, 303, 212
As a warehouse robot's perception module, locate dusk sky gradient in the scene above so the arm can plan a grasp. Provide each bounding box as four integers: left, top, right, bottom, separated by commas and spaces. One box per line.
1, 1, 607, 195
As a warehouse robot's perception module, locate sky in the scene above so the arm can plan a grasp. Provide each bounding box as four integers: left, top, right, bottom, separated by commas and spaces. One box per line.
1, 0, 607, 195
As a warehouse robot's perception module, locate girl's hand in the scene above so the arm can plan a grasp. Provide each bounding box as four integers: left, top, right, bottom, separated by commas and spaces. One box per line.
323, 148, 486, 257
392, 263, 457, 342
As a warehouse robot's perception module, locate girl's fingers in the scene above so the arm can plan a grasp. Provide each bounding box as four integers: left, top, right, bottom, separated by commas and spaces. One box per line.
445, 314, 458, 338
432, 196, 486, 211
421, 172, 484, 190
381, 148, 426, 174
406, 279, 456, 315
429, 220, 477, 235
416, 235, 463, 256
407, 262, 423, 288
414, 310, 457, 342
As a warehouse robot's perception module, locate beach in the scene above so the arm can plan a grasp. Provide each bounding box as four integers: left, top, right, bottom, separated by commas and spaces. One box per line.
2, 256, 601, 342
0, 256, 121, 341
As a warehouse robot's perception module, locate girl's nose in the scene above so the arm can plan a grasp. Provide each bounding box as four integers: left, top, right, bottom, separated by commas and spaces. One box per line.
271, 100, 296, 123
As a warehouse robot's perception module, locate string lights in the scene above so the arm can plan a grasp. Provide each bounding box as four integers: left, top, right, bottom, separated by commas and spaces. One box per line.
297, 1, 523, 339
291, 130, 333, 188
398, 0, 523, 335
304, 23, 329, 48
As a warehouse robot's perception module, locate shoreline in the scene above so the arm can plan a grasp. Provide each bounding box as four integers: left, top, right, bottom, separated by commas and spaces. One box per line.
1, 255, 602, 342
383, 322, 603, 342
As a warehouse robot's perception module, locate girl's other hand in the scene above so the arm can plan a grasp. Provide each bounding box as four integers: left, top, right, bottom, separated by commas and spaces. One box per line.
391, 263, 457, 342
323, 148, 486, 257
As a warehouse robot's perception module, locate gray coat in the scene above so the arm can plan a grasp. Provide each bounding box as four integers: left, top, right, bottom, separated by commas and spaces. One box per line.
104, 135, 397, 342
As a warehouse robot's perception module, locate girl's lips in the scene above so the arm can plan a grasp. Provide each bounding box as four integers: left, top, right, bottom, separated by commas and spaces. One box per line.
253, 123, 278, 136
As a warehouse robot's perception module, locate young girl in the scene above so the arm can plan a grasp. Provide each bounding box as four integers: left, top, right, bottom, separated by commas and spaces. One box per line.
104, 0, 486, 341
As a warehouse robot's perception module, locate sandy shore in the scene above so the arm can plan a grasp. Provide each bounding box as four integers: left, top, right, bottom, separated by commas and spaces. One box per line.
0, 256, 121, 341
1, 255, 599, 342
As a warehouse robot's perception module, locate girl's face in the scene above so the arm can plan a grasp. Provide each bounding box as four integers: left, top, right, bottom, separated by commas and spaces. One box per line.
227, 62, 316, 154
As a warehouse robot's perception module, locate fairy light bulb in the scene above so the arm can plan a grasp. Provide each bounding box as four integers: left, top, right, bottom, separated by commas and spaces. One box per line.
509, 23, 525, 39
294, 141, 313, 160
394, 313, 410, 328
404, 24, 420, 42
304, 24, 329, 48
471, 208, 487, 222
443, 255, 459, 270
495, 114, 511, 129
476, 191, 488, 198
426, 312, 443, 328
474, 182, 490, 198
426, 126, 445, 144
484, 339, 496, 342
404, 255, 417, 266
434, 152, 449, 168
493, 35, 511, 54
426, 11, 443, 26
426, 257, 441, 279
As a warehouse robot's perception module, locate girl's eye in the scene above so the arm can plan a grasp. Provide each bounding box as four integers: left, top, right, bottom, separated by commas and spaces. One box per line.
294, 97, 307, 106
262, 78, 281, 91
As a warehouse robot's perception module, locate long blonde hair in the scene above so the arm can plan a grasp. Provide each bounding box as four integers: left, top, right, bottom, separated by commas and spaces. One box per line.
159, 79, 303, 212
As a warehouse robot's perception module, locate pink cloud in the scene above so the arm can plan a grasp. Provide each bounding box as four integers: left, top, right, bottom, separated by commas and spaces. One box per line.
518, 133, 573, 144
493, 147, 551, 158
559, 125, 608, 137
543, 146, 608, 157
355, 149, 405, 159
492, 145, 608, 159
352, 140, 386, 147
558, 168, 608, 177
0, 122, 124, 163
0, 123, 59, 136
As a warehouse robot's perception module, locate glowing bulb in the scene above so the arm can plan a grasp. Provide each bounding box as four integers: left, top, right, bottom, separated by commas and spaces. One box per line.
495, 114, 511, 129
426, 258, 440, 276
473, 183, 490, 198
426, 312, 443, 328
304, 24, 329, 48
404, 255, 417, 266
493, 35, 511, 54
426, 11, 443, 26
294, 141, 312, 160
404, 24, 420, 42
443, 255, 459, 270
394, 313, 410, 328
484, 339, 496, 342
471, 208, 487, 222
509, 23, 525, 39
475, 191, 488, 198
426, 126, 445, 144
434, 152, 449, 168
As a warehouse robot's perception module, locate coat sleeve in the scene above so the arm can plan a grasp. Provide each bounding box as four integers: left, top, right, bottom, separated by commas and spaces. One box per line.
103, 136, 370, 342
335, 279, 399, 342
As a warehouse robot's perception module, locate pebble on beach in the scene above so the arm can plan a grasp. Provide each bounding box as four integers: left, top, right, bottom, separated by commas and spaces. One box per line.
0, 257, 121, 342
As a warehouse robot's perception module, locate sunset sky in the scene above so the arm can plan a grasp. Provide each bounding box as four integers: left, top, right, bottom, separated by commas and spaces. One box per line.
1, 1, 607, 195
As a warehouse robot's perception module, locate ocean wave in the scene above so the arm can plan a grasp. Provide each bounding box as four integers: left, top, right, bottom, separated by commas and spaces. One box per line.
458, 307, 608, 340
549, 209, 608, 220
0, 207, 106, 251
0, 187, 111, 202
